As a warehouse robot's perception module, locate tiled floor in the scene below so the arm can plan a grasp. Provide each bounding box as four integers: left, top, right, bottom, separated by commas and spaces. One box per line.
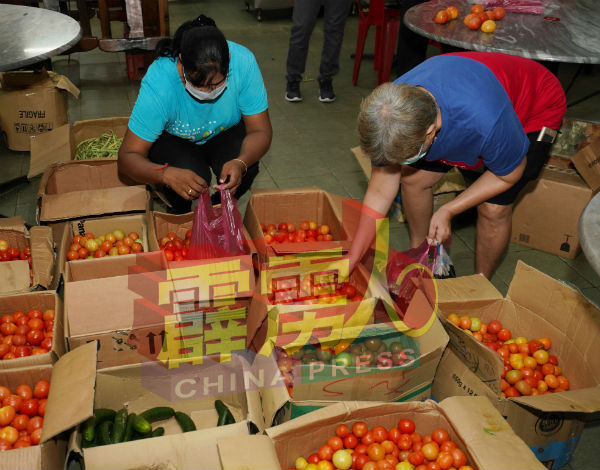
1, 1, 599, 467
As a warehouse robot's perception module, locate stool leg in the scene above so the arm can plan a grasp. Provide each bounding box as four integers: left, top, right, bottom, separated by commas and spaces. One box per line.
378, 20, 401, 85
374, 25, 382, 70
353, 22, 370, 85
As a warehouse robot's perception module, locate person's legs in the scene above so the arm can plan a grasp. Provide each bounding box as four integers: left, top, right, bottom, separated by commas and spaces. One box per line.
286, 0, 322, 83
319, 0, 351, 81
393, 0, 429, 77
148, 132, 212, 214
203, 120, 260, 205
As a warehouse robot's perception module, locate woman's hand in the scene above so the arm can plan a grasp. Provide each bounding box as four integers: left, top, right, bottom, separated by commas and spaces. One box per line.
162, 166, 208, 200
427, 205, 453, 244
214, 159, 244, 194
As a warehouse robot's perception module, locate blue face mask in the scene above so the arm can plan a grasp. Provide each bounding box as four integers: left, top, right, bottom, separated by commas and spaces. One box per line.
401, 142, 428, 165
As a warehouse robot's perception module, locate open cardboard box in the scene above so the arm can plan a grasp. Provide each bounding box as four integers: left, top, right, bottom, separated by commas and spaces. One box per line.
36, 159, 149, 224
432, 261, 600, 469
72, 356, 264, 470
250, 260, 448, 420
0, 290, 65, 370
243, 187, 347, 265
28, 116, 128, 179
218, 397, 546, 470
0, 217, 55, 295
0, 341, 96, 470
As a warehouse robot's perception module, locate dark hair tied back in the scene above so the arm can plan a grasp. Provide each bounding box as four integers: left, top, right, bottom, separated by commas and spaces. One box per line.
192, 14, 216, 27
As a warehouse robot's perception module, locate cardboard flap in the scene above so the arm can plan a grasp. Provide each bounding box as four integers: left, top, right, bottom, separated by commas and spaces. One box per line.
29, 225, 54, 288
436, 274, 503, 305
0, 70, 49, 88
48, 71, 80, 98
28, 124, 72, 179
572, 136, 600, 191
72, 116, 129, 140
266, 402, 351, 440
218, 435, 281, 470
0, 261, 31, 294
513, 386, 600, 413
440, 396, 546, 470
0, 216, 26, 232
83, 420, 250, 470
41, 341, 98, 442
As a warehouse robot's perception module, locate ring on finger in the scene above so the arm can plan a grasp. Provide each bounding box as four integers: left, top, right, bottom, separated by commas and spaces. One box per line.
187, 188, 193, 196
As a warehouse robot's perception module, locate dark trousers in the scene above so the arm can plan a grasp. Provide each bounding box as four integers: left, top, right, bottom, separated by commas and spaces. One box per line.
286, 0, 352, 82
148, 120, 259, 214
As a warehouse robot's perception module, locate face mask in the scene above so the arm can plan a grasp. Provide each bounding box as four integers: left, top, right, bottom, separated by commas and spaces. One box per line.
184, 75, 227, 101
401, 142, 428, 165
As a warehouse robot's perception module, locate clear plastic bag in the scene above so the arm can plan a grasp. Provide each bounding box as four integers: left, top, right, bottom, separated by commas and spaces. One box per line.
188, 189, 246, 260
432, 242, 456, 279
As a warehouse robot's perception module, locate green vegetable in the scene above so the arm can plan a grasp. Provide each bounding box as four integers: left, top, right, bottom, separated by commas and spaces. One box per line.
82, 409, 116, 443
215, 400, 235, 426
123, 413, 137, 442
74, 131, 123, 160
133, 416, 152, 435
139, 407, 175, 423
151, 427, 165, 437
98, 420, 113, 446
174, 411, 196, 433
111, 408, 128, 444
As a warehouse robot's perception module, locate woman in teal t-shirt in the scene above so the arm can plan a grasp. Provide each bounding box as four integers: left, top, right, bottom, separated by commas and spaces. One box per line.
118, 15, 273, 213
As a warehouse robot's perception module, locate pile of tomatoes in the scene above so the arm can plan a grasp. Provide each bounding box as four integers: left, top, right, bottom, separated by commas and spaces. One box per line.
66, 229, 144, 261
269, 276, 364, 306
448, 314, 570, 397
158, 230, 191, 261
434, 4, 505, 33
0, 380, 49, 450
292, 419, 474, 470
0, 240, 33, 285
261, 221, 333, 245
0, 309, 54, 360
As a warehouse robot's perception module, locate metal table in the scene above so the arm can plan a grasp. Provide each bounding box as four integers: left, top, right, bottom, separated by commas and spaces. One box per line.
0, 4, 82, 72
403, 0, 600, 64
580, 192, 600, 277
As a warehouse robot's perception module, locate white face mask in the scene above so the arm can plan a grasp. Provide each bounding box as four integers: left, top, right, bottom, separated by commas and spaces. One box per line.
183, 69, 227, 101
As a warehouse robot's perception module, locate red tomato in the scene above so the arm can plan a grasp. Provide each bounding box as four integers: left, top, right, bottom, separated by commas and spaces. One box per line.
398, 418, 416, 435
13, 439, 31, 449
335, 424, 350, 438
33, 380, 50, 399
343, 433, 358, 449
0, 438, 11, 451
367, 443, 385, 461
37, 399, 47, 417
12, 414, 29, 431
408, 451, 425, 466
328, 436, 344, 451
40, 337, 52, 351
0, 426, 18, 444
0, 387, 10, 401
355, 444, 368, 455
278, 222, 288, 232
397, 435, 412, 450
318, 445, 334, 461
487, 320, 502, 334
451, 448, 467, 467
421, 442, 439, 461
0, 322, 16, 336
1, 315, 14, 324
431, 428, 450, 445
15, 385, 32, 400
355, 454, 371, 470
299, 221, 310, 231
77, 247, 89, 259
14, 346, 32, 358
26, 416, 43, 434
30, 428, 42, 445
164, 249, 174, 261
352, 422, 368, 438
0, 406, 16, 426
436, 451, 454, 470
497, 329, 512, 342
388, 427, 401, 443
371, 426, 388, 443
27, 330, 44, 346
20, 399, 38, 417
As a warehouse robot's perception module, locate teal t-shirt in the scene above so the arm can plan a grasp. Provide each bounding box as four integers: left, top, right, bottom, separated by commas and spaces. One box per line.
128, 41, 268, 145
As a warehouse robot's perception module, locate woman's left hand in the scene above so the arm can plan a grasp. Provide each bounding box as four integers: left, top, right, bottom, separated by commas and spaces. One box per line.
427, 206, 453, 244
213, 159, 244, 194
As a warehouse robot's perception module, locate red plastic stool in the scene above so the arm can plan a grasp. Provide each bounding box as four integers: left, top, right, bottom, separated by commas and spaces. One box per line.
352, 0, 402, 86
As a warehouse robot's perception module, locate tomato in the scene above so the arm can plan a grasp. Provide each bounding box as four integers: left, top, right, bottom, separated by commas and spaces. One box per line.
40, 337, 52, 351
30, 427, 42, 445
317, 460, 334, 470
408, 450, 424, 466
446, 5, 459, 19
343, 433, 358, 449
328, 436, 344, 451
352, 421, 368, 438
361, 431, 375, 446
332, 449, 353, 470
13, 438, 31, 449
367, 443, 384, 461
12, 413, 29, 431
431, 428, 449, 445
458, 317, 471, 330
37, 398, 47, 417
26, 416, 43, 435
480, 19, 496, 32
439, 441, 456, 452
398, 418, 415, 435
0, 406, 16, 426
421, 442, 439, 461
381, 440, 395, 455
14, 346, 31, 358
0, 438, 11, 451
497, 329, 511, 342
397, 435, 412, 450
335, 423, 350, 438
15, 385, 32, 400
492, 6, 505, 19
434, 9, 449, 23
0, 387, 10, 401
355, 454, 371, 470
0, 426, 18, 444
118, 245, 131, 255
318, 445, 334, 461
371, 426, 388, 443
20, 399, 38, 417
0, 322, 15, 336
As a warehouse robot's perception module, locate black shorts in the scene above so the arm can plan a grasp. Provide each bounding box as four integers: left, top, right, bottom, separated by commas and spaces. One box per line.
148, 120, 259, 213
409, 131, 553, 206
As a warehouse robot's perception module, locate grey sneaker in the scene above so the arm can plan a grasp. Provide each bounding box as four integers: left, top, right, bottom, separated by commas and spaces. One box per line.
285, 81, 302, 102
318, 79, 336, 103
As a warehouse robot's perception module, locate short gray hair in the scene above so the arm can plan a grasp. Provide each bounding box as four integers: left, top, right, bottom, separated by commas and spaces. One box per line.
357, 83, 438, 166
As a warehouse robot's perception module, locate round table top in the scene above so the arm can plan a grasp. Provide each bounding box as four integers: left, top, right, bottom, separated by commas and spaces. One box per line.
580, 192, 600, 277
404, 0, 600, 64
0, 4, 82, 72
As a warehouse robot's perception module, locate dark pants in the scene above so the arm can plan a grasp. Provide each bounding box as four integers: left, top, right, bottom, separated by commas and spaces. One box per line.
392, 0, 429, 77
286, 0, 352, 82
148, 120, 259, 214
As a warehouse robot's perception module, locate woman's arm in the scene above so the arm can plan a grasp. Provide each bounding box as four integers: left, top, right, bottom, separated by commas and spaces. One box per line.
217, 110, 273, 193
349, 165, 402, 272
118, 129, 208, 199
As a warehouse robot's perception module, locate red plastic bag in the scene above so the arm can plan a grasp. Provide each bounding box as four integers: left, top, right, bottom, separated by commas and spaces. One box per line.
480, 0, 548, 14
188, 189, 246, 260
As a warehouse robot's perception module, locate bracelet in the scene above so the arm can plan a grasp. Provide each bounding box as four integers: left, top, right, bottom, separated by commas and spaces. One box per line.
233, 158, 248, 176
155, 162, 169, 171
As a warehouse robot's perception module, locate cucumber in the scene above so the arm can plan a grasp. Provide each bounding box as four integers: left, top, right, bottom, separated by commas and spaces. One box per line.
123, 413, 137, 442
133, 416, 152, 435
151, 427, 165, 437
98, 420, 113, 446
82, 409, 116, 443
138, 406, 175, 423
215, 400, 235, 426
174, 411, 196, 433
111, 408, 128, 444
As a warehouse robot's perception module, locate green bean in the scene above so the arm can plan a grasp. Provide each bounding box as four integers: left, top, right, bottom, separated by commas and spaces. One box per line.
75, 131, 123, 160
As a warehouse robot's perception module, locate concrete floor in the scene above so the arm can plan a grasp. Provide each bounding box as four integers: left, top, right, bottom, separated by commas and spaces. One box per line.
1, 1, 599, 468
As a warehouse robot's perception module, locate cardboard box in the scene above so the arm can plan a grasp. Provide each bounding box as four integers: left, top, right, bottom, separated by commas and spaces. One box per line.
36, 159, 149, 224
73, 358, 264, 470
223, 397, 545, 470
511, 166, 591, 258
0, 70, 79, 151
28, 116, 128, 179
0, 290, 65, 370
0, 340, 97, 470
350, 146, 466, 223
243, 187, 346, 265
432, 261, 600, 469
0, 216, 55, 295
551, 118, 600, 192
